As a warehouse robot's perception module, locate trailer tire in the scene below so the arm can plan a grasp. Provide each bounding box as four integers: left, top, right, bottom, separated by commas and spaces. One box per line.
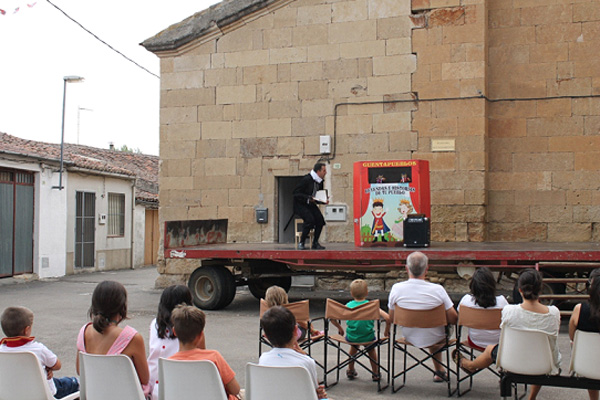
188, 266, 236, 310
248, 276, 292, 300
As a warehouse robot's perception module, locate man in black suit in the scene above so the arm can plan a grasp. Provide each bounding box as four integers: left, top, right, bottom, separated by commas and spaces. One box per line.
293, 162, 328, 250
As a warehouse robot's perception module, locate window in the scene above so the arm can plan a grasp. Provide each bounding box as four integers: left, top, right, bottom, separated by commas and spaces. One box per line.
107, 193, 125, 236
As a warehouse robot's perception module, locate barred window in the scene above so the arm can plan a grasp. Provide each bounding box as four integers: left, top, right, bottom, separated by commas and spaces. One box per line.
107, 193, 125, 237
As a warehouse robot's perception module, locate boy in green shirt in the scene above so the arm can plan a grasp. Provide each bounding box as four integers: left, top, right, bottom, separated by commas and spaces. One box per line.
345, 279, 390, 381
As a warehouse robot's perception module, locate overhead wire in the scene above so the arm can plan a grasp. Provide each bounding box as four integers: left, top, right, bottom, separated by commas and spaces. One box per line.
45, 0, 159, 79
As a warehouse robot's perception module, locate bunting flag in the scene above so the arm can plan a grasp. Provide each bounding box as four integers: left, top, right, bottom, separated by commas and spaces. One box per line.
0, 0, 36, 15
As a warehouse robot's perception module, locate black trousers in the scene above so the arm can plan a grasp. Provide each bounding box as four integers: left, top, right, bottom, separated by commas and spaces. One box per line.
294, 202, 325, 244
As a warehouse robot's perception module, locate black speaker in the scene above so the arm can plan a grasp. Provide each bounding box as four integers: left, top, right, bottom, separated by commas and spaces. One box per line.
403, 214, 430, 247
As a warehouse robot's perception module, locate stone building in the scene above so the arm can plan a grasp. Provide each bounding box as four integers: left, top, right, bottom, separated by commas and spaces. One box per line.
143, 0, 600, 253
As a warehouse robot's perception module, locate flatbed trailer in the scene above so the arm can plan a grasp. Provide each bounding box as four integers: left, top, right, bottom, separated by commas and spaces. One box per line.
164, 241, 600, 310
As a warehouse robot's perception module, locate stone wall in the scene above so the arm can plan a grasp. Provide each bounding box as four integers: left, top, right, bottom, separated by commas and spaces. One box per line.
487, 0, 600, 241
153, 0, 600, 265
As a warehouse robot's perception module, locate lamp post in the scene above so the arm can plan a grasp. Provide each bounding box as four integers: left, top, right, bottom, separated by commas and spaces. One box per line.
54, 75, 84, 190
77, 106, 93, 145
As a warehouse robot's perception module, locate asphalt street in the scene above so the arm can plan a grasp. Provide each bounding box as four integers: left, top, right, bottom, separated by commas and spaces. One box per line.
0, 267, 592, 399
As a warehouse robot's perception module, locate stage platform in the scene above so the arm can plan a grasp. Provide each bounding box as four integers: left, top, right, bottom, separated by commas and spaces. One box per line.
166, 241, 600, 272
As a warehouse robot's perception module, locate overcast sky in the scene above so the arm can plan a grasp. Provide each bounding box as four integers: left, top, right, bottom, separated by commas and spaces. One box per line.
0, 0, 220, 155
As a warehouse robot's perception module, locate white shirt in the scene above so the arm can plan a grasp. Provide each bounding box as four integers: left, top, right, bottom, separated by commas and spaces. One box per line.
458, 294, 508, 348
0, 340, 58, 395
388, 278, 454, 348
258, 347, 318, 389
501, 304, 561, 373
147, 318, 180, 400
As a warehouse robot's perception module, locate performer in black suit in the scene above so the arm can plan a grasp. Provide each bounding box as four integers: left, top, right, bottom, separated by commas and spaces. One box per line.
293, 162, 328, 250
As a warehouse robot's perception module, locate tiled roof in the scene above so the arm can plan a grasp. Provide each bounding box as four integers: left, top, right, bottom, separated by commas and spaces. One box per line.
142, 0, 277, 52
0, 132, 158, 203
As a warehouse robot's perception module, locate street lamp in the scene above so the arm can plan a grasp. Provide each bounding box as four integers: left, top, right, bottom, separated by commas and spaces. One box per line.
54, 75, 84, 190
77, 106, 93, 145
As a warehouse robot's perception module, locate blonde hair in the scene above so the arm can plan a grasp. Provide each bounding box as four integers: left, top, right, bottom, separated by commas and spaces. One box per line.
265, 286, 288, 307
350, 279, 368, 300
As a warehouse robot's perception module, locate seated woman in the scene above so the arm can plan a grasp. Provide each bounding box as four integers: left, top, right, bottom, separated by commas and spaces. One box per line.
569, 268, 600, 400
454, 269, 561, 400
76, 280, 150, 397
458, 267, 508, 350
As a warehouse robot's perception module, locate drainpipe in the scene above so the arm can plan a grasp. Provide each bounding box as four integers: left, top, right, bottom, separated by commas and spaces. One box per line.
130, 180, 135, 269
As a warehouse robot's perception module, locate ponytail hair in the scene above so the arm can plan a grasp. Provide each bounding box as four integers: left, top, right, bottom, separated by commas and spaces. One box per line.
89, 281, 128, 333
588, 269, 600, 328
518, 269, 542, 300
470, 267, 497, 308
156, 285, 193, 339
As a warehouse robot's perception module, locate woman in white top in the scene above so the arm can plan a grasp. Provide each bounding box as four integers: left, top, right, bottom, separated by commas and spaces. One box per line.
455, 269, 560, 400
147, 285, 203, 400
458, 267, 508, 349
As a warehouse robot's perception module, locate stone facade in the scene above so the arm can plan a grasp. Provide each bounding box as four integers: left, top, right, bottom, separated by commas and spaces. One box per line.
146, 0, 600, 260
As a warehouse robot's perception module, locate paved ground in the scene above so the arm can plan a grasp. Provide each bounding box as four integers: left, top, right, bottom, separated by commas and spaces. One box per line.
0, 267, 592, 399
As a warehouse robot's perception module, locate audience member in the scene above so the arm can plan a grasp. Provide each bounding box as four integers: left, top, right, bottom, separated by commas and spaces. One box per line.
455, 269, 561, 400
76, 280, 150, 397
148, 284, 200, 400
259, 306, 328, 399
387, 251, 458, 382
0, 306, 79, 398
343, 279, 390, 382
169, 305, 241, 400
265, 285, 322, 340
569, 268, 600, 400
458, 267, 508, 349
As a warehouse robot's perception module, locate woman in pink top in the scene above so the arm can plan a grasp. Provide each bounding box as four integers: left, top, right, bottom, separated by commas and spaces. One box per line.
76, 280, 150, 397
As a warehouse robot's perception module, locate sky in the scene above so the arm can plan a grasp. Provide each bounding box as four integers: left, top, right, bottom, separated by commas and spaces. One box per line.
0, 0, 220, 155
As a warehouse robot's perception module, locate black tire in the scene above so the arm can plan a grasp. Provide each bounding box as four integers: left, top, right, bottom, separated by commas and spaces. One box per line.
248, 276, 292, 300
188, 266, 236, 310
511, 279, 566, 306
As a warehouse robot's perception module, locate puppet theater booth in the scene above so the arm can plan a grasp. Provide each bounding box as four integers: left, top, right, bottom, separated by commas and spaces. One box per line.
353, 160, 431, 247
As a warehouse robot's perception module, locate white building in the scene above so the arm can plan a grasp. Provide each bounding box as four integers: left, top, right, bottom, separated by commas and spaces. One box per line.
0, 133, 158, 279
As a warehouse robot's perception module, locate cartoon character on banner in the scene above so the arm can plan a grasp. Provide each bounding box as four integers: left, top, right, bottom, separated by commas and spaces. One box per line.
391, 199, 414, 241
371, 198, 390, 242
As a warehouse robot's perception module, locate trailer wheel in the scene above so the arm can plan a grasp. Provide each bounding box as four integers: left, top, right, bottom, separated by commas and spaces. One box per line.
511, 280, 566, 306
248, 276, 292, 300
188, 266, 236, 310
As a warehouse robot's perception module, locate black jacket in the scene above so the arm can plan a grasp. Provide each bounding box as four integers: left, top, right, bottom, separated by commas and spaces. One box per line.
293, 173, 324, 207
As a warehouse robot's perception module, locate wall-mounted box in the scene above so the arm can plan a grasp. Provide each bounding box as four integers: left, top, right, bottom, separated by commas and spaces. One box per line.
256, 208, 268, 223
98, 213, 107, 225
324, 205, 347, 222
320, 135, 331, 154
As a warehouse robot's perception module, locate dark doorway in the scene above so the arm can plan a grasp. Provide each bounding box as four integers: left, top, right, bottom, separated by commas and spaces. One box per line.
75, 191, 95, 268
277, 176, 303, 243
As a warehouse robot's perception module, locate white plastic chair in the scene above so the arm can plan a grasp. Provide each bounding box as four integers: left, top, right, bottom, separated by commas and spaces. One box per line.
79, 352, 145, 400
0, 351, 80, 400
158, 358, 227, 400
496, 326, 555, 375
246, 362, 318, 400
569, 330, 600, 380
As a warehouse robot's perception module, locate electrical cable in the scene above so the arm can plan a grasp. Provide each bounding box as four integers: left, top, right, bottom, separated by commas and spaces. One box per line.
45, 0, 159, 79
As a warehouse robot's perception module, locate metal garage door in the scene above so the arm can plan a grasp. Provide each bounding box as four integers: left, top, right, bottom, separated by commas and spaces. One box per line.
0, 168, 34, 277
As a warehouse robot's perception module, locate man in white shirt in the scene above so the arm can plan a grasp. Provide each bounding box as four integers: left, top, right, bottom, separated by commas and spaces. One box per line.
387, 251, 458, 382
259, 306, 327, 399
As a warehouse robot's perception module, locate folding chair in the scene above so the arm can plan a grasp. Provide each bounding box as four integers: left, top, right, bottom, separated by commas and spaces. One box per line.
79, 352, 146, 400
259, 299, 324, 364
496, 326, 556, 400
455, 306, 502, 396
391, 304, 456, 396
323, 298, 389, 391
246, 362, 318, 400
570, 329, 600, 380
0, 351, 80, 400
158, 358, 227, 400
